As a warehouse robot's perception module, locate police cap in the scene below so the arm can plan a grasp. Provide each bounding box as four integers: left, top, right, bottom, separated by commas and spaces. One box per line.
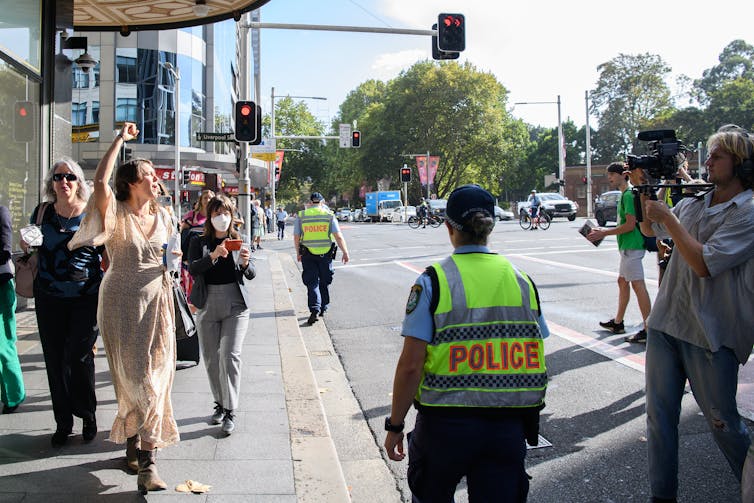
310, 192, 324, 202
445, 184, 495, 232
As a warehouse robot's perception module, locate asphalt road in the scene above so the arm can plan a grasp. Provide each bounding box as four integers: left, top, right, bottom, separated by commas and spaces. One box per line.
284, 217, 746, 503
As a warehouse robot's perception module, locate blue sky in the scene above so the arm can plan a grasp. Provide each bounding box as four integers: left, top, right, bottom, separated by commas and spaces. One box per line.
258, 0, 754, 132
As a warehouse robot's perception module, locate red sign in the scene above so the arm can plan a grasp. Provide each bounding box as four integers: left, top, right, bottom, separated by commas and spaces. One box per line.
416, 156, 440, 186
224, 186, 239, 196
274, 150, 284, 182
155, 168, 176, 181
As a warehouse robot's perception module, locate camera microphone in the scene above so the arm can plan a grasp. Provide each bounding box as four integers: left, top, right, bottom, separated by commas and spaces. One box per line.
637, 130, 676, 142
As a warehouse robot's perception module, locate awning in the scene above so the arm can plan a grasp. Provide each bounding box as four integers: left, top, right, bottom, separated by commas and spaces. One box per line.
74, 0, 272, 33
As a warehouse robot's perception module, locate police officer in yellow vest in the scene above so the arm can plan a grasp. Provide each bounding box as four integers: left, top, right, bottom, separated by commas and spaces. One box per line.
293, 192, 350, 326
384, 184, 549, 502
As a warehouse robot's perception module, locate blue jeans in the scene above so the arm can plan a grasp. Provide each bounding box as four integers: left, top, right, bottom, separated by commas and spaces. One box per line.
301, 253, 334, 314
646, 328, 751, 499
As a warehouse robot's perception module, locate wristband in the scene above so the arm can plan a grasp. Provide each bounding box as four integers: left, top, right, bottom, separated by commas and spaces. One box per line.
384, 417, 405, 433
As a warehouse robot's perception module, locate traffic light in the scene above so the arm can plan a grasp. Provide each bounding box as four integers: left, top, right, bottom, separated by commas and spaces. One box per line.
13, 101, 34, 142
437, 13, 465, 52
431, 23, 459, 60
182, 170, 191, 185
351, 130, 361, 148
234, 101, 262, 144
400, 166, 412, 183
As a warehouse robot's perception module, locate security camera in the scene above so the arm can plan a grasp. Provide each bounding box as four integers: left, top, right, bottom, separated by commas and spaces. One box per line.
74, 51, 98, 72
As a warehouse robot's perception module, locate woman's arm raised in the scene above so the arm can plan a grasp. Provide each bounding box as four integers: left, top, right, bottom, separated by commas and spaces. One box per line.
93, 122, 139, 220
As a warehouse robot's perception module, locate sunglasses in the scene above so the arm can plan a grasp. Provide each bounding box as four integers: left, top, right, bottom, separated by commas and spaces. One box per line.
53, 173, 78, 182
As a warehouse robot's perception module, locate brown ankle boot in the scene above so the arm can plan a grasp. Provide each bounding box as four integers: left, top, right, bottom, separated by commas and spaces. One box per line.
126, 435, 139, 472
137, 449, 167, 494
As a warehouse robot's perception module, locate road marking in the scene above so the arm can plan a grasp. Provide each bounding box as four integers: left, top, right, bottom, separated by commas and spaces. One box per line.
547, 321, 646, 373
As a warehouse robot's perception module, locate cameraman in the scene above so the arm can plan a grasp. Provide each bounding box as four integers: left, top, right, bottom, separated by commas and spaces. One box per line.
639, 124, 754, 502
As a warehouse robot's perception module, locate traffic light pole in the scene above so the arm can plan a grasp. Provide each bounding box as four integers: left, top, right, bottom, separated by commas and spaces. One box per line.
244, 22, 436, 37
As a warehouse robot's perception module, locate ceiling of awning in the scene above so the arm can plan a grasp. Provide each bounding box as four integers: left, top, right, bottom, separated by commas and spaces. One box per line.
73, 0, 272, 33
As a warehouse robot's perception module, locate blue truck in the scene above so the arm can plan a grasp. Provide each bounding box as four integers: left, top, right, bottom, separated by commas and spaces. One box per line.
365, 190, 402, 222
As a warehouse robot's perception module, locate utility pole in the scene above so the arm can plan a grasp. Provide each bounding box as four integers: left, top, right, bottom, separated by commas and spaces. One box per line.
585, 90, 592, 218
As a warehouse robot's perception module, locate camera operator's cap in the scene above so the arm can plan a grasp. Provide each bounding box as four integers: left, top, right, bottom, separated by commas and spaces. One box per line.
446, 184, 495, 232
531, 189, 536, 193
310, 192, 324, 202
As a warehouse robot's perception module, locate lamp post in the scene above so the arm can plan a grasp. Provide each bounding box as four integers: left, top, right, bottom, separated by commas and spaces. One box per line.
270, 87, 326, 212
163, 62, 181, 221
585, 90, 593, 218
514, 96, 564, 195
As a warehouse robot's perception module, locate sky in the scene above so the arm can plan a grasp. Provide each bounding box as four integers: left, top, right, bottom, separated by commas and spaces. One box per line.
257, 0, 753, 131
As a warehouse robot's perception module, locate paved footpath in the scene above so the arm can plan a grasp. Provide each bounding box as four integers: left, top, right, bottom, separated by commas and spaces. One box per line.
0, 239, 400, 502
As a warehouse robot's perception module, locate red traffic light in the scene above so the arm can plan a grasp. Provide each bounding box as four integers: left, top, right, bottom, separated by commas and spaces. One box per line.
443, 15, 462, 27
239, 104, 252, 116
18, 106, 28, 117
351, 130, 361, 148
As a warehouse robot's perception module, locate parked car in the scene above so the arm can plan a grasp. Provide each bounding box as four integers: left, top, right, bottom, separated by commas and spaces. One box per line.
594, 190, 621, 227
389, 205, 417, 223
494, 205, 514, 221
517, 193, 578, 221
428, 199, 447, 218
336, 207, 353, 222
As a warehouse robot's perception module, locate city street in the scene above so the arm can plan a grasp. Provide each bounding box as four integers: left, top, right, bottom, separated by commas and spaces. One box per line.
278, 216, 749, 503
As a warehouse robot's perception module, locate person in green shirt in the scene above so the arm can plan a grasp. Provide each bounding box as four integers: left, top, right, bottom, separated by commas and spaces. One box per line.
588, 162, 652, 343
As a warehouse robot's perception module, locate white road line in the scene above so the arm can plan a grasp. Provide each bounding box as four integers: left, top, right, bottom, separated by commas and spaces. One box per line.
547, 321, 646, 373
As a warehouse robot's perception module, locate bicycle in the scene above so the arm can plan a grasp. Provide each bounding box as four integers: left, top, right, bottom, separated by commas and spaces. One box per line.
408, 214, 443, 229
519, 208, 551, 230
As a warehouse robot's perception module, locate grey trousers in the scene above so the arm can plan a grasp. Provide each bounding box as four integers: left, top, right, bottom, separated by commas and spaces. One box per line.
196, 283, 250, 411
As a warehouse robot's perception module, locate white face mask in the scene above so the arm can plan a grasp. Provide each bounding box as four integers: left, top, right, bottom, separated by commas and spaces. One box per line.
211, 214, 232, 232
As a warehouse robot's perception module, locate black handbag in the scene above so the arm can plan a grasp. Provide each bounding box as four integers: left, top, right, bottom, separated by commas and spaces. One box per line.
173, 280, 196, 340
189, 273, 207, 309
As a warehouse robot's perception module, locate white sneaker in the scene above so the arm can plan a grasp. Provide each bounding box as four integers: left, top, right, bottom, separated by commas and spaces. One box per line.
211, 403, 224, 425
221, 410, 235, 435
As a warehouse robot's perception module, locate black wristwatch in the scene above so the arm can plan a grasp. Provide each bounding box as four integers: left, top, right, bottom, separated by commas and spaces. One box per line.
384, 417, 405, 433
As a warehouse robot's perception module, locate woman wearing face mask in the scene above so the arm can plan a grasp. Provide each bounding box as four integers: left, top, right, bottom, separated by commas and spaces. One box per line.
188, 195, 255, 436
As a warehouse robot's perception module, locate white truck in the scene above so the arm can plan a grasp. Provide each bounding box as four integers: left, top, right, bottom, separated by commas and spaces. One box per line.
517, 193, 578, 221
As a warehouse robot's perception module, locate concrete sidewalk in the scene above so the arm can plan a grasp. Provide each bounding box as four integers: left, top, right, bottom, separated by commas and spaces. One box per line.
0, 242, 394, 502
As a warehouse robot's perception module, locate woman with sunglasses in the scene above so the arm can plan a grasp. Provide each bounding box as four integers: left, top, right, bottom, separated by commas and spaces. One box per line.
68, 122, 179, 494
20, 158, 104, 448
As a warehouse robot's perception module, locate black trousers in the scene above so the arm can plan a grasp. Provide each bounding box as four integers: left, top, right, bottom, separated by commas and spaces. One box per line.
35, 291, 99, 432
408, 412, 529, 502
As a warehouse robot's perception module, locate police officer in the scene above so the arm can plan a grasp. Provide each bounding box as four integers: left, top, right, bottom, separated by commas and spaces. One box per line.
384, 184, 549, 502
293, 192, 350, 326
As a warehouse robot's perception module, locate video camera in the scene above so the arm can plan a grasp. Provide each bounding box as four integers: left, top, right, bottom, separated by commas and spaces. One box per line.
626, 129, 688, 181
628, 129, 713, 222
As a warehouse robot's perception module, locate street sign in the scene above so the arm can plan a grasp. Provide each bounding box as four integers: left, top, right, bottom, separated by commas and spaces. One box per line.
339, 123, 351, 148
251, 138, 277, 161
196, 132, 235, 142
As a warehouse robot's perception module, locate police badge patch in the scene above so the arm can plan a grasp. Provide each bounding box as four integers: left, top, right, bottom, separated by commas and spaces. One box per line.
405, 284, 422, 314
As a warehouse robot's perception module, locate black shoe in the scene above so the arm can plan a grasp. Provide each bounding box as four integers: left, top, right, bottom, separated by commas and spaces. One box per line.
626, 329, 647, 343
599, 318, 625, 334
2, 404, 19, 414
319, 310, 327, 317
51, 430, 71, 448
82, 417, 97, 442
307, 312, 318, 326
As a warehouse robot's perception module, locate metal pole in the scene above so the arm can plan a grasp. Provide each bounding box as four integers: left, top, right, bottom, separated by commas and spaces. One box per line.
697, 141, 704, 177
426, 150, 431, 201
557, 95, 564, 196
164, 62, 182, 222
238, 12, 252, 242
585, 90, 592, 218
403, 163, 408, 222
271, 87, 276, 219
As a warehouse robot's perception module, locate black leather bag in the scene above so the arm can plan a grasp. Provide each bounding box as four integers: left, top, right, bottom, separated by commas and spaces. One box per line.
189, 273, 207, 309
173, 280, 196, 340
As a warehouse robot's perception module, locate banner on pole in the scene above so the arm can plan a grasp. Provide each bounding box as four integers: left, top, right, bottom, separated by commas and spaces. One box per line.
274, 150, 284, 182
416, 156, 440, 186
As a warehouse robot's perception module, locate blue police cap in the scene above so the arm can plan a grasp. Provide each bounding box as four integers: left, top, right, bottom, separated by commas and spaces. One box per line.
445, 184, 495, 231
310, 192, 324, 202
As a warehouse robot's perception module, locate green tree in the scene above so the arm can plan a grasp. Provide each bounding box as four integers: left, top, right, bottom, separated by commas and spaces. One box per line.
590, 53, 674, 159
694, 40, 754, 105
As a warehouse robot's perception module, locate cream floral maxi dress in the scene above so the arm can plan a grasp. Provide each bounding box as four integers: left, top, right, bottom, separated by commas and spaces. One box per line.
69, 195, 179, 447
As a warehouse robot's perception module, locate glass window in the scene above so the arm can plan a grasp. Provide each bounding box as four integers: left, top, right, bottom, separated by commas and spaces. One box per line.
116, 98, 137, 122
116, 55, 137, 83
73, 67, 89, 89
72, 102, 87, 126
92, 101, 100, 124
0, 59, 41, 250
0, 2, 42, 73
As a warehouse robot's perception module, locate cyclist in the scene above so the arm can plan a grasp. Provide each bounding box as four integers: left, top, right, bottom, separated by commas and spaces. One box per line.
417, 198, 429, 228
529, 190, 542, 230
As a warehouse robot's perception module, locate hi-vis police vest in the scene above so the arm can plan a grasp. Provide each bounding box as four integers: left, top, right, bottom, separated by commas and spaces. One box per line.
416, 253, 547, 409
300, 206, 334, 255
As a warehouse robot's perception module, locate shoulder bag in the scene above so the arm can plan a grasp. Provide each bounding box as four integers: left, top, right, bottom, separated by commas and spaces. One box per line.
174, 279, 196, 340
13, 202, 49, 298
188, 242, 209, 309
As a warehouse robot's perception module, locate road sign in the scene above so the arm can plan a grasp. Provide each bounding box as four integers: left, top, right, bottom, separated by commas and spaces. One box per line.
251, 138, 277, 161
339, 123, 351, 148
196, 132, 235, 142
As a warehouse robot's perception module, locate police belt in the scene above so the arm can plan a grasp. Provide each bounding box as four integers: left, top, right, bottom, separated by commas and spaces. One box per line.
300, 243, 337, 258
